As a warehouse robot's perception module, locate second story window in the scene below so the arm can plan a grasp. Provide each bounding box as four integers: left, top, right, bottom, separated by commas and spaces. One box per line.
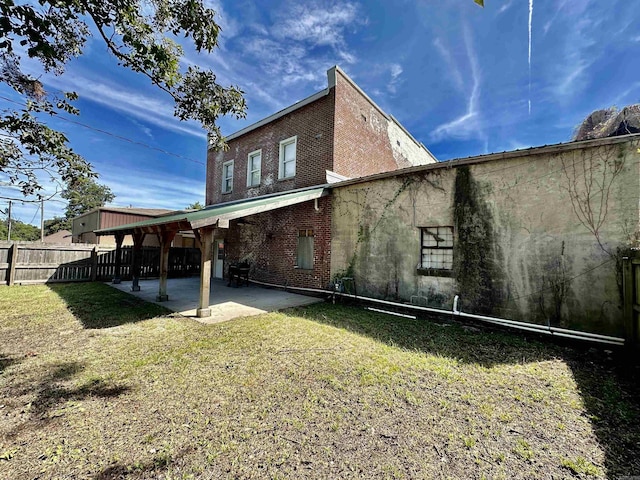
279, 136, 297, 179
222, 160, 234, 193
247, 150, 262, 187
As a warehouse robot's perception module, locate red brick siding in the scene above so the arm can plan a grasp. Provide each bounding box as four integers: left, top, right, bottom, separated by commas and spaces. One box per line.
219, 197, 331, 289
206, 91, 335, 205
333, 70, 406, 177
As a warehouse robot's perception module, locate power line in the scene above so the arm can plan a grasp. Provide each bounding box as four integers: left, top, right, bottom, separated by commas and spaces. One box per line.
0, 95, 206, 166
29, 202, 40, 225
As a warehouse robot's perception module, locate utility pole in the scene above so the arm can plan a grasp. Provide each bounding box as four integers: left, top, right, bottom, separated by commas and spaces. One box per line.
40, 199, 44, 242
7, 200, 12, 241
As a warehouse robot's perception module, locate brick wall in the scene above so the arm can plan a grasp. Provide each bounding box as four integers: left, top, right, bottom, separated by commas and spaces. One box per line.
332, 69, 433, 178
206, 90, 335, 205
219, 196, 331, 289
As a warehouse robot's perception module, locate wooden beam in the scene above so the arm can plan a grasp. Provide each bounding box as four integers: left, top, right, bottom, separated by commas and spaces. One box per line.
196, 227, 213, 317
131, 231, 146, 292
156, 229, 177, 302
90, 246, 98, 282
112, 233, 125, 284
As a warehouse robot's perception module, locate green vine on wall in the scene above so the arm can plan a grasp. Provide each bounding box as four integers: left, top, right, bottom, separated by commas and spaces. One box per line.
453, 166, 502, 314
340, 176, 416, 280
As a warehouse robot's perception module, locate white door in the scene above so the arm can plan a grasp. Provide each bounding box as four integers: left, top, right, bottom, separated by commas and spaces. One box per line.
213, 239, 224, 278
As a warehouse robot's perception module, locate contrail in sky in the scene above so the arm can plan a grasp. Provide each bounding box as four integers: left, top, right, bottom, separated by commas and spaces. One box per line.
528, 0, 533, 115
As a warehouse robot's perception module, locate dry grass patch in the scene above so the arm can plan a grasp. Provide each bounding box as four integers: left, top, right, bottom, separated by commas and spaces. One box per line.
0, 283, 639, 479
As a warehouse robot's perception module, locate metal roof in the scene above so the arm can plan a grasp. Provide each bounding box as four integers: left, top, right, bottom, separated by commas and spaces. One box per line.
95, 187, 328, 236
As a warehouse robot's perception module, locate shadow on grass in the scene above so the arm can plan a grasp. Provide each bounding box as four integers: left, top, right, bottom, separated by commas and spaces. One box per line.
296, 301, 640, 478
0, 353, 21, 374
93, 446, 192, 479
9, 361, 129, 438
49, 282, 170, 328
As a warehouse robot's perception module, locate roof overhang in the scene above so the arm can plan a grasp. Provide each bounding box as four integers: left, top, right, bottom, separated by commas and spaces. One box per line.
94, 186, 329, 236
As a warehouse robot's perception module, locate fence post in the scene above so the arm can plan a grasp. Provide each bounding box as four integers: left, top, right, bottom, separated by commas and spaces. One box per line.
90, 246, 98, 282
8, 242, 18, 286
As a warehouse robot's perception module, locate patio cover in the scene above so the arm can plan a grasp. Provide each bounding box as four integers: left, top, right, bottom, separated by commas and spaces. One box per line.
93, 186, 329, 318
94, 186, 329, 236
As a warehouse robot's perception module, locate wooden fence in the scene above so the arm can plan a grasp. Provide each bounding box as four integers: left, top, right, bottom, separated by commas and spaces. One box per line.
0, 242, 201, 285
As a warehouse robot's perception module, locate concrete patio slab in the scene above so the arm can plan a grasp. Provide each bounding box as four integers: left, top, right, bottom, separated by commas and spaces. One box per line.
108, 277, 323, 324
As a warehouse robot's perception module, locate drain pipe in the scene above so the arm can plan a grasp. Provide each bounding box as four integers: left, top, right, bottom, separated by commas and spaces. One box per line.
452, 295, 624, 346
247, 280, 625, 347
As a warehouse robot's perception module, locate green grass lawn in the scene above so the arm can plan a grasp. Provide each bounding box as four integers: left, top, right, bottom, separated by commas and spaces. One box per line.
0, 283, 639, 479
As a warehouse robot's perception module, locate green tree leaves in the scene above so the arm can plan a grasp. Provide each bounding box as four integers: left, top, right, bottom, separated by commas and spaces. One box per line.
1, 0, 246, 198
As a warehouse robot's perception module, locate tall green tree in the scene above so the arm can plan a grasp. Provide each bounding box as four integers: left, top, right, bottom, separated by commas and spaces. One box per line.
62, 178, 114, 219
0, 0, 246, 198
0, 218, 40, 241
186, 201, 204, 210
44, 216, 71, 235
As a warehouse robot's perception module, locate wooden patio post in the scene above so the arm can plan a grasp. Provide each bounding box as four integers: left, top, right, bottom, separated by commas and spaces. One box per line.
90, 246, 98, 282
196, 227, 213, 317
157, 230, 177, 302
112, 233, 125, 284
131, 231, 146, 292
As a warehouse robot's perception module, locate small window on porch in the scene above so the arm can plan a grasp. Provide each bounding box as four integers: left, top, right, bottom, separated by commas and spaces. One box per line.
296, 228, 314, 269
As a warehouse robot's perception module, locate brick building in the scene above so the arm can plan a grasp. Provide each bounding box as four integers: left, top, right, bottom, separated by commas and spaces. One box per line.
205, 66, 436, 289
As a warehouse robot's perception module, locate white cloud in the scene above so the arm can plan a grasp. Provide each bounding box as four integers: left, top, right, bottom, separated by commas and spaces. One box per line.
552, 16, 597, 100
275, 1, 359, 51
498, 1, 513, 14
543, 0, 570, 35
387, 63, 403, 94
431, 27, 484, 144
203, 0, 240, 42
241, 37, 327, 87
101, 169, 205, 211
433, 37, 464, 92
234, 0, 363, 87
45, 74, 206, 139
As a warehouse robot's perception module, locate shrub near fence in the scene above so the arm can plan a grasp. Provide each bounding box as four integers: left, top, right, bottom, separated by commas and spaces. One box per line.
0, 242, 201, 285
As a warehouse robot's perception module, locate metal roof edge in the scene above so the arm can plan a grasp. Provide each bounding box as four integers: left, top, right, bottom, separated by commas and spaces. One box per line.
202, 184, 331, 210
327, 133, 640, 190
95, 185, 331, 235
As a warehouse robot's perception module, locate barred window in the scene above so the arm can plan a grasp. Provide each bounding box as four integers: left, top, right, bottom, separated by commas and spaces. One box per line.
420, 226, 453, 270
296, 229, 314, 269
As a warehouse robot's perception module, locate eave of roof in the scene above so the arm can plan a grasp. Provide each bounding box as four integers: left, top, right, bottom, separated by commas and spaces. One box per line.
328, 133, 640, 190
95, 186, 329, 235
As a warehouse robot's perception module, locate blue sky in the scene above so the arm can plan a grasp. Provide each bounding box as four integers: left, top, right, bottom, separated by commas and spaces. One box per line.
2, 0, 639, 226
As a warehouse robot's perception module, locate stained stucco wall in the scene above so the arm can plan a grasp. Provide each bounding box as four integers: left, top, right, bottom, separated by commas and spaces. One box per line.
330, 137, 640, 336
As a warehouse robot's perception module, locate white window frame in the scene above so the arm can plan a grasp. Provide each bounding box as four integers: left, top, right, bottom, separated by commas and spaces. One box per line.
278, 136, 297, 179
221, 160, 234, 194
246, 149, 262, 187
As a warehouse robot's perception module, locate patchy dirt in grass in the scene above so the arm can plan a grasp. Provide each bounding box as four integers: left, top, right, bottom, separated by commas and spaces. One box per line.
0, 283, 639, 479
